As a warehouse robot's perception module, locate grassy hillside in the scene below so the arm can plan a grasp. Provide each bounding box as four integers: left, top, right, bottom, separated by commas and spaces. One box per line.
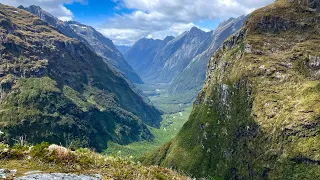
0, 4, 161, 152
143, 0, 320, 179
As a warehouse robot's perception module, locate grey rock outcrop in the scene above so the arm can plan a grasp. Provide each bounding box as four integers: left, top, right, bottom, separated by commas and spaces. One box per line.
0, 168, 16, 179
308, 0, 320, 10
66, 21, 143, 84
16, 173, 102, 180
309, 55, 320, 69
168, 15, 248, 96
124, 37, 174, 79
256, 16, 296, 33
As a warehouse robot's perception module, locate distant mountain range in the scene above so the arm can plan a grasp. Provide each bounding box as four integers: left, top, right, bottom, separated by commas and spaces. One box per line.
18, 5, 143, 84
168, 16, 248, 94
124, 15, 247, 101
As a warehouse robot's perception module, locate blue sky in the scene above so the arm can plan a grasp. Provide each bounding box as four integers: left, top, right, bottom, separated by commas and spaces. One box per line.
65, 1, 221, 31
65, 1, 120, 26
0, 0, 274, 45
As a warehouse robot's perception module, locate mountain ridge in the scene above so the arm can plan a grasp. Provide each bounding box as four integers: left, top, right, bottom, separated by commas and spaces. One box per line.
18, 5, 143, 84
0, 3, 161, 152
168, 15, 248, 95
125, 27, 213, 84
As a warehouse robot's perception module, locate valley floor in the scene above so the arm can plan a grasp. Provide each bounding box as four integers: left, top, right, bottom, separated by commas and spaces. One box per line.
105, 106, 192, 158
105, 83, 195, 159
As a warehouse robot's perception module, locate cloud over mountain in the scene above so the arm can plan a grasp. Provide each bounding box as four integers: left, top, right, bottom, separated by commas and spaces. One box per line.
0, 0, 274, 45
100, 0, 274, 45
0, 0, 85, 21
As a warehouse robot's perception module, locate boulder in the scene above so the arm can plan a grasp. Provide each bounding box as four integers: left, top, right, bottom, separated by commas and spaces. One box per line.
309, 55, 320, 69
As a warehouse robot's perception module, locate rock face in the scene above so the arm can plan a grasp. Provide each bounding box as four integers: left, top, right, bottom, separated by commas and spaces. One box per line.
168, 15, 248, 95
309, 55, 320, 68
125, 28, 213, 84
143, 0, 320, 179
308, 0, 320, 10
143, 27, 214, 84
18, 5, 143, 84
66, 21, 143, 84
124, 37, 173, 79
0, 4, 161, 152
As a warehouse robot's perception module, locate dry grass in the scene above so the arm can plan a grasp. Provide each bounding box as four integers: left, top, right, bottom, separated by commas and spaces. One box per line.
0, 143, 188, 180
47, 144, 71, 160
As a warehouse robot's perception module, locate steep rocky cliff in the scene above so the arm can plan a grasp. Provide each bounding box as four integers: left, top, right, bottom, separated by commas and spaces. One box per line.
66, 21, 143, 84
18, 5, 143, 84
124, 36, 174, 78
168, 15, 247, 95
143, 0, 320, 179
0, 4, 161, 152
127, 27, 213, 84
143, 27, 214, 84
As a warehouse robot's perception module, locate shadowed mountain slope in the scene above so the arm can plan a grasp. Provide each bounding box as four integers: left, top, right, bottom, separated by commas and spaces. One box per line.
0, 4, 161, 152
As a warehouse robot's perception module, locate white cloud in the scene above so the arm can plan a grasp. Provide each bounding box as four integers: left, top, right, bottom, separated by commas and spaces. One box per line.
100, 0, 274, 45
99, 22, 208, 46
99, 28, 148, 46
0, 0, 84, 21
0, 0, 274, 45
118, 0, 274, 21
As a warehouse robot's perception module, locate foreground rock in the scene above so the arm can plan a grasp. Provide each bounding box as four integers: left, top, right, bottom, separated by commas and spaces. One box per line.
0, 169, 16, 179
16, 173, 101, 180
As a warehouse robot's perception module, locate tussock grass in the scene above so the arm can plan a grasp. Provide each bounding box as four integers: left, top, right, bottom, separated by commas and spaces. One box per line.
0, 142, 187, 179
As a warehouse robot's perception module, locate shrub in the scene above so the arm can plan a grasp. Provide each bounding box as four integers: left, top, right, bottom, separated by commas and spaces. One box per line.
8, 144, 29, 159
155, 173, 167, 180
30, 142, 50, 158
0, 143, 9, 158
0, 143, 9, 151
